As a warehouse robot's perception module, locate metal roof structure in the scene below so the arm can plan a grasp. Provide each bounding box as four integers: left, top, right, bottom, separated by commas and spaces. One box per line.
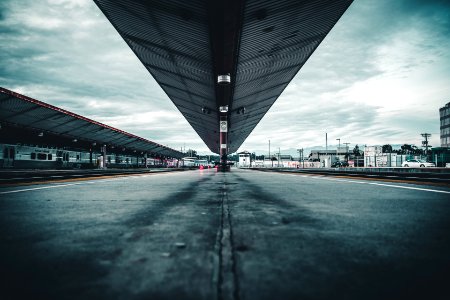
94, 0, 353, 154
0, 87, 184, 159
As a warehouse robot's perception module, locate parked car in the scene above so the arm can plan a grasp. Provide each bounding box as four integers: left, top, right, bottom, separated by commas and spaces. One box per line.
402, 159, 435, 168
331, 161, 349, 168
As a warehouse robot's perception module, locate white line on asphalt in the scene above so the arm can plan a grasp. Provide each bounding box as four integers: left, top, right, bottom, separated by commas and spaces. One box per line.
0, 177, 134, 195
0, 182, 95, 194
287, 174, 450, 194
0, 172, 183, 195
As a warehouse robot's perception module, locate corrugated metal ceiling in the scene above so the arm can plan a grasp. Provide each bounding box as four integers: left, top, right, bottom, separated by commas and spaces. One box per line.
94, 0, 353, 153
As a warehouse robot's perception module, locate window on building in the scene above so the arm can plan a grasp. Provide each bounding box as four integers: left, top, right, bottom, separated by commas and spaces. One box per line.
48, 154, 52, 160
31, 153, 36, 160
37, 153, 47, 160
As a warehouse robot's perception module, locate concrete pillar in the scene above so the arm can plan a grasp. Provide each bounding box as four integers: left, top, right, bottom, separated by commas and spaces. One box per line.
219, 115, 228, 171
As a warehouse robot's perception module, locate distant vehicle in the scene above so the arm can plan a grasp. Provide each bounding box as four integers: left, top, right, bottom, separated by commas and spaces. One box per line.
331, 161, 349, 168
195, 159, 208, 169
402, 159, 435, 168
181, 157, 212, 169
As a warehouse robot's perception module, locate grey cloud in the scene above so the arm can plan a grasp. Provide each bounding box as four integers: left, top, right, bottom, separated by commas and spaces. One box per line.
1, 0, 448, 154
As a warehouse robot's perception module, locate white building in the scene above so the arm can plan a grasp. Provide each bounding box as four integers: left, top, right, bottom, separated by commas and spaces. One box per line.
309, 146, 349, 167
238, 151, 251, 167
364, 146, 412, 167
364, 145, 382, 167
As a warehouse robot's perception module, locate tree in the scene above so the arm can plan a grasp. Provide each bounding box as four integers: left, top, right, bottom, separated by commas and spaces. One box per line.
400, 144, 414, 154
411, 145, 424, 155
353, 144, 362, 156
382, 144, 393, 153
186, 149, 198, 157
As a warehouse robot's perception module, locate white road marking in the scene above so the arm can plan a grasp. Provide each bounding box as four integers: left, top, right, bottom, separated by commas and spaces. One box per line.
0, 182, 94, 194
286, 173, 450, 194
0, 177, 133, 195
0, 171, 185, 195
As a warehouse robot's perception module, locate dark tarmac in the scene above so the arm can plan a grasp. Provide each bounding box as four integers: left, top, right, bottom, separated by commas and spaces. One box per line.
1, 168, 450, 300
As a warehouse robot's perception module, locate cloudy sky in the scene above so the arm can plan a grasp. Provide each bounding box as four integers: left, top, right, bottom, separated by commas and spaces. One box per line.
1, 0, 449, 155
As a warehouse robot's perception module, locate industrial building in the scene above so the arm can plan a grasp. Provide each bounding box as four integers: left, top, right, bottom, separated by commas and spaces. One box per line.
0, 87, 183, 169
440, 102, 450, 147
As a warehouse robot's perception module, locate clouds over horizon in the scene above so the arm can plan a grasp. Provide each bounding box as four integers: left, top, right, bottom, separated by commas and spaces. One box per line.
240, 0, 450, 153
1, 0, 449, 154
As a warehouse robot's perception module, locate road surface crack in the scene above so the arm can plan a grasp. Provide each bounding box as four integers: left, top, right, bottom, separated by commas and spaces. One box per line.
214, 180, 240, 300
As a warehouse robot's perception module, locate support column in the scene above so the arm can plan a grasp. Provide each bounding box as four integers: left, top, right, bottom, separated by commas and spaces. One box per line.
144, 153, 148, 168
219, 115, 229, 171
102, 145, 107, 169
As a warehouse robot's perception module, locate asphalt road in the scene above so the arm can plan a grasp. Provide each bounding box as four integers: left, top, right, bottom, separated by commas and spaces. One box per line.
1, 168, 449, 300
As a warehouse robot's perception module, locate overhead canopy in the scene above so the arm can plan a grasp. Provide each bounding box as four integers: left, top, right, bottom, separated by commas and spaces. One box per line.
94, 0, 353, 154
0, 87, 184, 159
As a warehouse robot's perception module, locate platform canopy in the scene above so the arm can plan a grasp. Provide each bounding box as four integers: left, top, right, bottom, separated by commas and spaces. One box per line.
0, 87, 184, 159
94, 0, 353, 154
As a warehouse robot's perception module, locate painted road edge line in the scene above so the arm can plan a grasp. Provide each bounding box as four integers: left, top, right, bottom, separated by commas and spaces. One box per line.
287, 173, 450, 194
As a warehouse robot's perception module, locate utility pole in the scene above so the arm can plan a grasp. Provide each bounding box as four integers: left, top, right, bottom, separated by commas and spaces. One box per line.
421, 133, 431, 156
343, 142, 350, 162
269, 140, 272, 167
278, 147, 281, 168
336, 138, 340, 164
325, 132, 328, 151
296, 148, 304, 168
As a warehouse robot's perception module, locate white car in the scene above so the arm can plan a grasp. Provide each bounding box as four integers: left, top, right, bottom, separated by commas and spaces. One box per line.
402, 159, 435, 168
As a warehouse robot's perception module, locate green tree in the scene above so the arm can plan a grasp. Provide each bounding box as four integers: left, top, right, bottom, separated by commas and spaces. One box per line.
400, 144, 414, 154
353, 144, 362, 156
382, 144, 393, 153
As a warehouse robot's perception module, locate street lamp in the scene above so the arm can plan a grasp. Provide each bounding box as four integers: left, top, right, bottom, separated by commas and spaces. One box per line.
297, 148, 304, 168
343, 142, 350, 162
269, 140, 272, 167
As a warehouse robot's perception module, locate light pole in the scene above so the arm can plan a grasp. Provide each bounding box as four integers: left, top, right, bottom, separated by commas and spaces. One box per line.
269, 140, 272, 167
302, 148, 305, 168
297, 148, 304, 168
336, 138, 340, 164
343, 142, 350, 163
278, 147, 281, 168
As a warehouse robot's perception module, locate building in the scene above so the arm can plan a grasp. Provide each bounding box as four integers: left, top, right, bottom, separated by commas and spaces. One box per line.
0, 87, 183, 169
440, 102, 450, 147
309, 146, 349, 167
238, 151, 251, 167
364, 146, 382, 167
431, 147, 450, 167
